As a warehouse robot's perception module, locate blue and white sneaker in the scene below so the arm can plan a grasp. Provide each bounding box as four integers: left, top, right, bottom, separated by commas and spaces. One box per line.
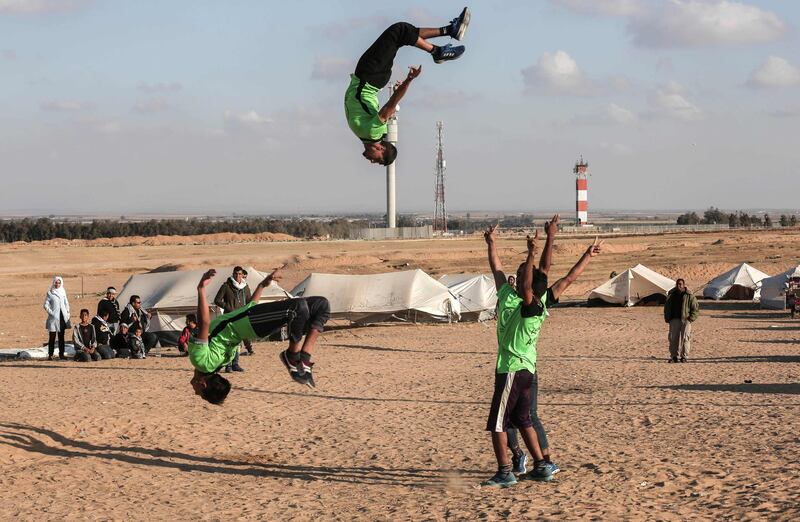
512, 453, 528, 475
447, 7, 471, 41
547, 460, 561, 475
481, 471, 518, 488
432, 44, 465, 64
522, 461, 555, 482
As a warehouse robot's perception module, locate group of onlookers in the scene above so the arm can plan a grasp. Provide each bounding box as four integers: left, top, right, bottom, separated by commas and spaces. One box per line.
43, 266, 257, 365
43, 279, 156, 362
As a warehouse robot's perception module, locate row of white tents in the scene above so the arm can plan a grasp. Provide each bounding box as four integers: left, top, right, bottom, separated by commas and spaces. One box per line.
114, 263, 800, 344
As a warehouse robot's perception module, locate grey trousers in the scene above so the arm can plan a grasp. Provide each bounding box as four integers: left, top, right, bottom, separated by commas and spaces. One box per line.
668, 319, 692, 359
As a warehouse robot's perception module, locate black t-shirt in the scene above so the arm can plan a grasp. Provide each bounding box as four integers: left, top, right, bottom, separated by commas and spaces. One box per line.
78, 324, 94, 348
97, 298, 120, 323
668, 292, 684, 320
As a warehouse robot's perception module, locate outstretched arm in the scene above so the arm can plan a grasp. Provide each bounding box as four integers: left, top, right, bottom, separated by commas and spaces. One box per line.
518, 232, 539, 305
250, 267, 282, 303
196, 269, 216, 340
550, 237, 603, 301
378, 66, 421, 122
539, 214, 559, 275
484, 224, 507, 290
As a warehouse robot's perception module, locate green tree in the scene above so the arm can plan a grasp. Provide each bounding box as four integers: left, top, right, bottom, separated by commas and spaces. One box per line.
780, 214, 789, 227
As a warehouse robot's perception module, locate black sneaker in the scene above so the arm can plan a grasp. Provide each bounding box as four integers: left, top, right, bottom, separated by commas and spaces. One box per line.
231, 364, 245, 372
432, 44, 465, 64
669, 357, 678, 363
224, 365, 232, 373
280, 349, 309, 386
679, 357, 687, 363
447, 7, 471, 41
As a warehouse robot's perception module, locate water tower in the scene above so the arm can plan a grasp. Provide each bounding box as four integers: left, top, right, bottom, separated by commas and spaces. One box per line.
574, 157, 589, 226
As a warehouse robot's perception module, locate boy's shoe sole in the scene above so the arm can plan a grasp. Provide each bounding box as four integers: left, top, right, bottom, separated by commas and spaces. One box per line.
481, 475, 518, 488
454, 7, 470, 41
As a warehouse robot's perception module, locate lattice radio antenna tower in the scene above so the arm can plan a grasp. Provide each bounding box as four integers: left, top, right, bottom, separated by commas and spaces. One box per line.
433, 121, 447, 233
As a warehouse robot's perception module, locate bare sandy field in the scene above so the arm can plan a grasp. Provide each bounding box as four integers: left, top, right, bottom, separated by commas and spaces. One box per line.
0, 230, 798, 520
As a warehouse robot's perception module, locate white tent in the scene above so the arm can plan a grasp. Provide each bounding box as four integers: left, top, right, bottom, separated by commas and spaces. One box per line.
760, 264, 800, 310
702, 263, 769, 300
588, 264, 675, 307
439, 274, 497, 321
118, 266, 291, 344
291, 269, 460, 324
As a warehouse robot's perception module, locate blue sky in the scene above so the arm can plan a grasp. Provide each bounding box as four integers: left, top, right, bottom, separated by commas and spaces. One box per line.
0, 0, 798, 215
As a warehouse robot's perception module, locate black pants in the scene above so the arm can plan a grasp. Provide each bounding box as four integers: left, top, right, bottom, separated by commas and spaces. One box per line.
507, 372, 549, 452
48, 313, 67, 358
97, 345, 115, 359
247, 297, 331, 343
355, 22, 420, 88
75, 350, 101, 362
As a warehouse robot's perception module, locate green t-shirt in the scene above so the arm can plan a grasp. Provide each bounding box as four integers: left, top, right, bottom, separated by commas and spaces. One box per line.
188, 301, 258, 374
495, 283, 547, 374
344, 74, 387, 142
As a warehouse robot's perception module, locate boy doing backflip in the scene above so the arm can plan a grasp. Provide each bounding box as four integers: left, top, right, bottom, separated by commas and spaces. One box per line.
345, 8, 470, 166
189, 269, 330, 404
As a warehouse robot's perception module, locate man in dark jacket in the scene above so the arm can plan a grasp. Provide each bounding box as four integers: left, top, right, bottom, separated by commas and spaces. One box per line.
214, 266, 252, 372
97, 287, 121, 333
664, 278, 699, 363
120, 295, 158, 351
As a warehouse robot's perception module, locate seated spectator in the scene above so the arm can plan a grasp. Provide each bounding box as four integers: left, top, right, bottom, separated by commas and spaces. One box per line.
177, 313, 196, 357
128, 325, 146, 359
111, 323, 131, 358
92, 310, 115, 359
97, 286, 121, 333
120, 295, 158, 351
73, 309, 100, 362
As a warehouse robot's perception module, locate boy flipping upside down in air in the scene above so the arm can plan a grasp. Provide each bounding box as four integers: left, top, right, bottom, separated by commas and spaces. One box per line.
189, 268, 330, 405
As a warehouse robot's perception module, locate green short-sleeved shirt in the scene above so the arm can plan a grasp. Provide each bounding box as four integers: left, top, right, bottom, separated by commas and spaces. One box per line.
188, 301, 258, 374
344, 74, 387, 142
495, 284, 548, 374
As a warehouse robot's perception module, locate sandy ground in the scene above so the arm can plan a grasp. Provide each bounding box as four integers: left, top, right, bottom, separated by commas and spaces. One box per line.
0, 230, 798, 520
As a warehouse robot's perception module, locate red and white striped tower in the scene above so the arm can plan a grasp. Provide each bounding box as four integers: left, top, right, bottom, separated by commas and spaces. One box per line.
574, 157, 589, 226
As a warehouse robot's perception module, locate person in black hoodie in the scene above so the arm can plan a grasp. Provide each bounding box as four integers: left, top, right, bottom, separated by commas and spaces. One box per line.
97, 287, 121, 333
111, 323, 131, 358
92, 310, 115, 359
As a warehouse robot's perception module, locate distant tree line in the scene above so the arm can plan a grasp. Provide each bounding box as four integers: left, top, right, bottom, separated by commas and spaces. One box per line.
676, 207, 797, 228
0, 217, 364, 243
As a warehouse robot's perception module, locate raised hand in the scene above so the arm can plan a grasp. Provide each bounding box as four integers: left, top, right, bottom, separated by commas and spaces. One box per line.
198, 269, 217, 289
484, 223, 498, 244
546, 214, 560, 236
407, 65, 422, 80
527, 229, 539, 254
587, 236, 604, 257
264, 266, 283, 286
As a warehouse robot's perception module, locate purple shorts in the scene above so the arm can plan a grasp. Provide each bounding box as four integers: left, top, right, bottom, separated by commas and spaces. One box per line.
486, 370, 534, 432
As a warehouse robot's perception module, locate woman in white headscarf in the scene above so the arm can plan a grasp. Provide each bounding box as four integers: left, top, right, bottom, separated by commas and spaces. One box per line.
43, 276, 71, 360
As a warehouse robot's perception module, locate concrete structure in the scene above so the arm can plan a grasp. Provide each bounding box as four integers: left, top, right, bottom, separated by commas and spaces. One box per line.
385, 86, 398, 229
574, 157, 589, 226
349, 225, 433, 240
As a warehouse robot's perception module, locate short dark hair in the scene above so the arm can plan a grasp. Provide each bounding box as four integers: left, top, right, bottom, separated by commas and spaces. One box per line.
100, 310, 109, 318
130, 295, 140, 304
80, 308, 90, 316
201, 373, 232, 405
676, 278, 686, 285
186, 313, 197, 324
133, 325, 142, 333
380, 142, 397, 166
233, 266, 244, 275
107, 286, 116, 293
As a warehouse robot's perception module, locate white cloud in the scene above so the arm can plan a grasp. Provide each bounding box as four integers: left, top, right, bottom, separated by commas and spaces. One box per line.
224, 110, 273, 134
40, 100, 89, 112
607, 103, 638, 125
748, 56, 800, 88
1, 49, 16, 60
648, 83, 703, 121
522, 50, 589, 94
133, 97, 170, 114
630, 1, 786, 47
551, 0, 643, 17
310, 56, 353, 83
138, 81, 182, 93
0, 0, 91, 15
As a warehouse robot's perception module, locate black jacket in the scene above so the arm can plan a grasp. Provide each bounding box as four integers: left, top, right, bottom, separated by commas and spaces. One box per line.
97, 298, 120, 323
214, 278, 252, 312
92, 316, 112, 345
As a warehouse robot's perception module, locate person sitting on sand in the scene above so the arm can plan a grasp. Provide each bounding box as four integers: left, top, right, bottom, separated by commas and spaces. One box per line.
111, 323, 131, 358
189, 268, 330, 405
73, 309, 100, 362
128, 325, 146, 359
177, 314, 196, 357
92, 310, 115, 359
